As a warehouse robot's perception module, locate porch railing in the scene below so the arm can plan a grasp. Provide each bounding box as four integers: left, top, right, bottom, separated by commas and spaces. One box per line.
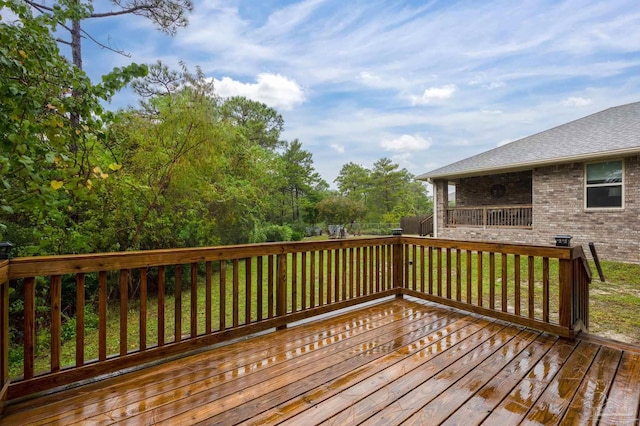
0, 237, 590, 403
446, 204, 532, 228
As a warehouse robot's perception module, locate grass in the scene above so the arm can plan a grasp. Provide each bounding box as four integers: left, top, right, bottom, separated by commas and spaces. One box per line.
11, 247, 640, 378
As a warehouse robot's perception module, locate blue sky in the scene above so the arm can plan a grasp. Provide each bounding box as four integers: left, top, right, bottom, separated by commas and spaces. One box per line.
75, 0, 640, 188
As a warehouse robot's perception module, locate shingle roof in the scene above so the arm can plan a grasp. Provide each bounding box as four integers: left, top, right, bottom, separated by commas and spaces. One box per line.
417, 101, 640, 180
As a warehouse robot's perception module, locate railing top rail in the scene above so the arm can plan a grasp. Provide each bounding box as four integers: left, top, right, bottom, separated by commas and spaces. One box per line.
446, 204, 533, 210
400, 236, 576, 259
7, 237, 398, 279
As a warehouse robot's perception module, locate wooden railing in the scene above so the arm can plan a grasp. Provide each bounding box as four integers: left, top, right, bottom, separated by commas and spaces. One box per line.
0, 260, 9, 413
446, 204, 532, 228
419, 214, 434, 236
0, 237, 590, 402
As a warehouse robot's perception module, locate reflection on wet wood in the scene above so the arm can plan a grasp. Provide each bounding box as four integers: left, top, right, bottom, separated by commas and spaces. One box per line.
3, 298, 640, 425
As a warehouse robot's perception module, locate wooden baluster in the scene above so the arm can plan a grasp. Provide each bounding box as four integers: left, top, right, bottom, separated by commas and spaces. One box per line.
528, 256, 535, 319
542, 257, 550, 323
232, 260, 239, 328
349, 248, 354, 299
356, 247, 361, 297
276, 254, 287, 324
174, 265, 182, 342
205, 261, 212, 333
501, 253, 508, 312
428, 247, 433, 294
362, 247, 369, 296
140, 268, 147, 350
489, 253, 495, 309
456, 249, 462, 301
157, 267, 165, 346
341, 248, 347, 300
326, 250, 332, 303
292, 253, 298, 312
246, 258, 252, 322
220, 261, 227, 329
412, 245, 417, 291
334, 249, 341, 301
51, 275, 61, 372
477, 252, 483, 306
257, 257, 263, 321
466, 250, 472, 303
446, 248, 452, 299
514, 255, 521, 316
375, 246, 381, 293
310, 252, 316, 307
119, 269, 128, 356
387, 245, 393, 290
191, 263, 198, 337
436, 248, 442, 297
318, 250, 324, 305
23, 277, 35, 379
302, 252, 307, 309
267, 255, 274, 317
75, 273, 85, 366
420, 246, 425, 293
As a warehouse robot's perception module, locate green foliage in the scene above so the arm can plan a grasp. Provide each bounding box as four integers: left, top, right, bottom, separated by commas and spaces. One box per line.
264, 224, 293, 242
317, 196, 366, 225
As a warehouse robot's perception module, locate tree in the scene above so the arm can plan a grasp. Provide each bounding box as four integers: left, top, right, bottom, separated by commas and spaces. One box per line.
0, 2, 145, 248
24, 0, 193, 70
280, 139, 326, 222
367, 158, 413, 220
317, 196, 366, 226
220, 97, 285, 150
334, 162, 371, 203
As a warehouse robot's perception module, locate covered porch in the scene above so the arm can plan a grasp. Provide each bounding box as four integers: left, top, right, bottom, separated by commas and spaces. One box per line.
434, 170, 533, 230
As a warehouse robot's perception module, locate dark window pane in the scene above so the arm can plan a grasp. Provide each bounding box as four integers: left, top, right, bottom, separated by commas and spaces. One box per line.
587, 185, 622, 208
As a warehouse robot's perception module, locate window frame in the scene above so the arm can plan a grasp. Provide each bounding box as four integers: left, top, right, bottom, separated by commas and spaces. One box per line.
584, 159, 624, 210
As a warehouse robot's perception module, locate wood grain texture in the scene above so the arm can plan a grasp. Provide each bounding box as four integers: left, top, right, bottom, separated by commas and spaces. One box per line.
3, 299, 640, 426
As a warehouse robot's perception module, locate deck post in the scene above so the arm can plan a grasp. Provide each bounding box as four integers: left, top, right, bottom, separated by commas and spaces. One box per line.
558, 258, 573, 331
0, 261, 9, 414
393, 239, 404, 297
276, 254, 287, 330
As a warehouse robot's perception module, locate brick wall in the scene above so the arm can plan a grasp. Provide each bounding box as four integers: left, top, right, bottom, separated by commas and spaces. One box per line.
455, 171, 532, 206
435, 156, 640, 263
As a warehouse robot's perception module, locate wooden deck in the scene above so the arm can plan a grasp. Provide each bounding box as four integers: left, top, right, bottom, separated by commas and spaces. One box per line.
3, 297, 639, 425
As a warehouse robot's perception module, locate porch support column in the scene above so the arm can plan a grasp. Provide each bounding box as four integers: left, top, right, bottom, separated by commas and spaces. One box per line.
434, 179, 449, 237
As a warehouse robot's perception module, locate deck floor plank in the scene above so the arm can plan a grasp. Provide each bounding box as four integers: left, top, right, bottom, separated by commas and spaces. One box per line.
480, 337, 578, 425
2, 298, 640, 426
318, 321, 506, 425
520, 341, 600, 425
598, 351, 640, 426
400, 329, 541, 425
560, 346, 622, 426
74, 301, 428, 425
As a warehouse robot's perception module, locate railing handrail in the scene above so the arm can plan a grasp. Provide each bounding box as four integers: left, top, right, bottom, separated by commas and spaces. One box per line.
446, 204, 533, 210
7, 237, 396, 279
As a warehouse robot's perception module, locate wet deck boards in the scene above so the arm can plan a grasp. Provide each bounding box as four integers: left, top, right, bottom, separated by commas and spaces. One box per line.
3, 298, 640, 425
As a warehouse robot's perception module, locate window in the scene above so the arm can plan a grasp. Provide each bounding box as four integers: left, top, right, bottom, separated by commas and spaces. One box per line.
585, 160, 623, 208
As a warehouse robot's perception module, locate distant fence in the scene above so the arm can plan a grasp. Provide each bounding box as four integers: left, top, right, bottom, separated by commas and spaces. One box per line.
400, 215, 433, 236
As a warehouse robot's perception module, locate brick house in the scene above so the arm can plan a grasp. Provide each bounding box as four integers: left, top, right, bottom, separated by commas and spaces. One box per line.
417, 101, 640, 263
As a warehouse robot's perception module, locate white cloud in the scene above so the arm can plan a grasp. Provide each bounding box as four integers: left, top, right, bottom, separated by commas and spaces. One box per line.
410, 84, 456, 105
380, 134, 432, 152
213, 73, 305, 110
563, 96, 593, 107
330, 144, 345, 153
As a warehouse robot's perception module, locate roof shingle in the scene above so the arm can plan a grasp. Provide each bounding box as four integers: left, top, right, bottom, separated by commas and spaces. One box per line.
417, 101, 640, 180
